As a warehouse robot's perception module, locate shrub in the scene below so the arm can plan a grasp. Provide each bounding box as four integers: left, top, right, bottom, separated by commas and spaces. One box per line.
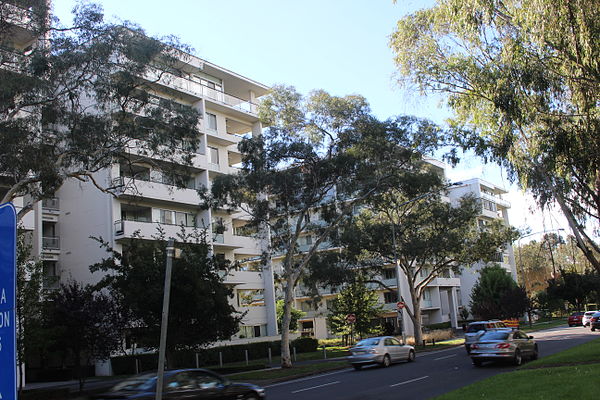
291, 337, 319, 353
318, 338, 344, 347
425, 321, 451, 331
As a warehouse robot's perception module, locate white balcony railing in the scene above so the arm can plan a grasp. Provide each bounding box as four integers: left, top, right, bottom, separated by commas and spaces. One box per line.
42, 236, 60, 250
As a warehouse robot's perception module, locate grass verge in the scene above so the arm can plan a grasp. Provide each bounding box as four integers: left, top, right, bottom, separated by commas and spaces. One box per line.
521, 319, 566, 333
435, 364, 600, 400
227, 360, 349, 381
520, 337, 600, 369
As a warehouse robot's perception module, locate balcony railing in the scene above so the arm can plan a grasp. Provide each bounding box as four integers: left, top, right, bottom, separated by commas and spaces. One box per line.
42, 276, 60, 290
42, 197, 59, 211
42, 236, 60, 250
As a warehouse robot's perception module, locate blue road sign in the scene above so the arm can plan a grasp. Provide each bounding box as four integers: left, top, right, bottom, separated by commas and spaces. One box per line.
0, 203, 17, 400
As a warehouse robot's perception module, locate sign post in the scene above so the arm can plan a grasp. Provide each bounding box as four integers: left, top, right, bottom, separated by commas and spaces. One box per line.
0, 203, 17, 400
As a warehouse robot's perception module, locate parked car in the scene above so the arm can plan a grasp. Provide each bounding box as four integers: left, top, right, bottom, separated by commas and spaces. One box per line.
568, 311, 585, 327
347, 336, 415, 370
582, 311, 598, 327
470, 330, 538, 367
93, 369, 266, 400
590, 312, 600, 332
464, 320, 511, 354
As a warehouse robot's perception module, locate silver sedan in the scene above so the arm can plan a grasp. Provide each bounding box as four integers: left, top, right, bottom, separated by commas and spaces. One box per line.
470, 330, 538, 367
347, 336, 415, 370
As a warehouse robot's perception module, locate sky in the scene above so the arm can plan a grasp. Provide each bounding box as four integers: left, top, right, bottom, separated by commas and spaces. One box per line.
52, 0, 570, 241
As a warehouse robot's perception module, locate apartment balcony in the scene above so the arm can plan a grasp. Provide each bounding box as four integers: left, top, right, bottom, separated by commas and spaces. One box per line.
113, 177, 202, 206
2, 2, 35, 32
42, 236, 60, 253
142, 67, 258, 119
123, 139, 207, 169
114, 219, 199, 241
42, 197, 59, 212
480, 192, 510, 209
427, 277, 461, 287
212, 231, 260, 253
42, 275, 60, 291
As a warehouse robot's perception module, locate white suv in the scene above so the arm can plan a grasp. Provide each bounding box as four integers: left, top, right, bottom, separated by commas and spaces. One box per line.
583, 311, 599, 327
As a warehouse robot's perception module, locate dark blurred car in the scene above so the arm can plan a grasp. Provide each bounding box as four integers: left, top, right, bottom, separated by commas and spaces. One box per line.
470, 330, 538, 367
590, 312, 600, 332
568, 311, 585, 327
93, 369, 265, 400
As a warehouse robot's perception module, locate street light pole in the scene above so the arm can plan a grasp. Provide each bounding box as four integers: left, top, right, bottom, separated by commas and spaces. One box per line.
156, 239, 175, 400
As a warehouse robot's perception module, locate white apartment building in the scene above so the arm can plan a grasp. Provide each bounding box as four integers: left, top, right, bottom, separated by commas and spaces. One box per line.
447, 178, 517, 314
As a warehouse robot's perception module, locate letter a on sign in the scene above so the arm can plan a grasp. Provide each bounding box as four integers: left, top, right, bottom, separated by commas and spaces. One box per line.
0, 203, 17, 400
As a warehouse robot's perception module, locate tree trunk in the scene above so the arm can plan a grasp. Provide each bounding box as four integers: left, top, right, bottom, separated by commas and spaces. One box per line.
279, 275, 295, 368
410, 286, 423, 346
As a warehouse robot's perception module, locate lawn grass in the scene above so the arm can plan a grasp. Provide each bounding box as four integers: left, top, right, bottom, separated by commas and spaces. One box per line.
520, 337, 600, 369
203, 348, 350, 370
434, 363, 600, 400
227, 360, 349, 381
521, 319, 566, 333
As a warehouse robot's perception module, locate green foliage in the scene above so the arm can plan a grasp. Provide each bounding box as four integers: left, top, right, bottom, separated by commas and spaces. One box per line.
291, 337, 319, 353
276, 299, 304, 332
470, 265, 528, 319
0, 2, 201, 219
328, 275, 385, 339
203, 84, 453, 365
546, 269, 600, 311
44, 281, 123, 391
340, 182, 519, 342
91, 230, 241, 364
391, 0, 600, 271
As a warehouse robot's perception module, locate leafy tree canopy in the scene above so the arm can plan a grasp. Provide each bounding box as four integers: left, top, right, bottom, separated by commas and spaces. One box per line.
470, 265, 528, 320
91, 230, 241, 366
390, 0, 600, 270
1, 1, 201, 218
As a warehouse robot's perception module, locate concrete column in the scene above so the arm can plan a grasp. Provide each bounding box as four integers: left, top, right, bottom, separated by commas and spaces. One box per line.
448, 288, 459, 329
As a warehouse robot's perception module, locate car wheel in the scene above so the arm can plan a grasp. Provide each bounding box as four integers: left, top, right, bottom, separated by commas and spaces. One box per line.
244, 394, 260, 400
569, 324, 573, 327
353, 364, 362, 371
532, 345, 538, 360
465, 345, 471, 354
592, 326, 596, 332
472, 359, 483, 367
381, 354, 391, 368
513, 350, 522, 366
407, 350, 415, 362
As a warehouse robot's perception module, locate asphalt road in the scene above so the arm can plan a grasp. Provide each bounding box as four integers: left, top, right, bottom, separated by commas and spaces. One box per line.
264, 325, 598, 400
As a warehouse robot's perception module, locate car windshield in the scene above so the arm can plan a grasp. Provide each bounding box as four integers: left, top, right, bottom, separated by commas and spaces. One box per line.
111, 374, 156, 392
467, 324, 485, 333
356, 338, 380, 346
479, 332, 510, 341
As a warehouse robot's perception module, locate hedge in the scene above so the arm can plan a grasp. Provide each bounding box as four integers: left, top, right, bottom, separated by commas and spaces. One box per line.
112, 338, 318, 375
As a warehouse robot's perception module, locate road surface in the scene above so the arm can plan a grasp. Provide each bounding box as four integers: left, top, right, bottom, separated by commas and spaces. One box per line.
264, 325, 597, 400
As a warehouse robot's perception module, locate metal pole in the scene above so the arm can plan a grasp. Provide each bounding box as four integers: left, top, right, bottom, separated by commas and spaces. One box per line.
155, 239, 175, 400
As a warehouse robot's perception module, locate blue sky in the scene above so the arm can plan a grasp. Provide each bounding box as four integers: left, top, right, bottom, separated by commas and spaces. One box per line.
52, 0, 568, 238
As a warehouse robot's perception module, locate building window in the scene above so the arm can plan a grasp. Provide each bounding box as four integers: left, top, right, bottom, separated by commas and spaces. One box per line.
384, 291, 398, 304
300, 301, 313, 312
209, 146, 219, 165
237, 289, 265, 307
159, 210, 196, 227
382, 268, 396, 280
206, 112, 217, 131
482, 200, 497, 212
239, 324, 267, 338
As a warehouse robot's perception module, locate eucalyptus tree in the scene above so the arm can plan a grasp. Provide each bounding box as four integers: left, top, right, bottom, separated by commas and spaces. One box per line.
203, 85, 449, 367
1, 1, 201, 219
341, 181, 519, 344
390, 0, 600, 271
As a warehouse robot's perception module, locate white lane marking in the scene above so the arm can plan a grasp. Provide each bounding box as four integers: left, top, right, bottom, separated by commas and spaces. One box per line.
390, 375, 429, 387
291, 381, 340, 394
264, 369, 352, 388
434, 354, 457, 361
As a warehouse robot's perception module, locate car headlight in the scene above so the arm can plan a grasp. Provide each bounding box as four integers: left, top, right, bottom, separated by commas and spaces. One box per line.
368, 349, 378, 354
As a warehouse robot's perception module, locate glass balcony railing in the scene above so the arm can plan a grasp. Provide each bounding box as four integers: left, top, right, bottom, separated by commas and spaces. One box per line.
42, 236, 60, 250
42, 197, 59, 211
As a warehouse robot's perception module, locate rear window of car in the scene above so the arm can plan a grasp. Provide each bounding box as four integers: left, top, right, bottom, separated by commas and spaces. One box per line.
356, 338, 380, 346
479, 332, 510, 341
585, 311, 596, 316
467, 324, 485, 333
